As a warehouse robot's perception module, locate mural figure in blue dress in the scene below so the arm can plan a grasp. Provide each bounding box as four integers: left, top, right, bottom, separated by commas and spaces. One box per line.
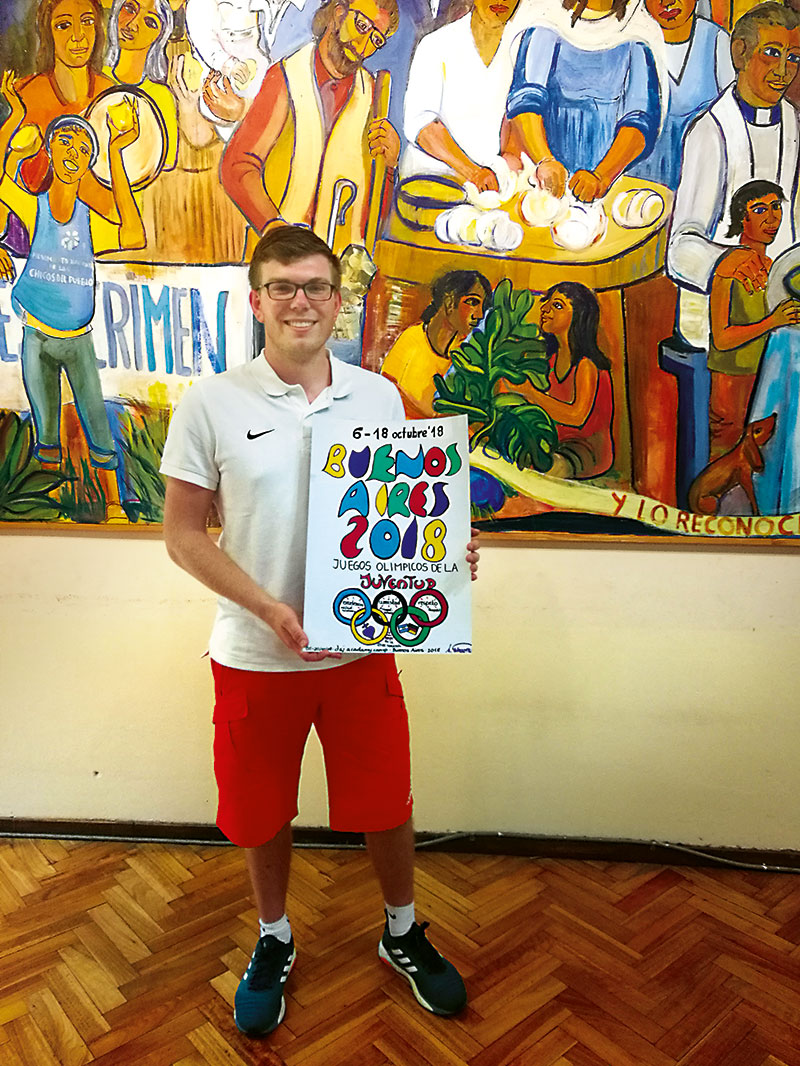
630, 0, 734, 189
505, 0, 667, 202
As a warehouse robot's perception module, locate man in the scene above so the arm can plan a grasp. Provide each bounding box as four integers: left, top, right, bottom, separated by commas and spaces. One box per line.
201, 0, 458, 145
160, 225, 477, 1038
667, 2, 800, 346
219, 0, 400, 254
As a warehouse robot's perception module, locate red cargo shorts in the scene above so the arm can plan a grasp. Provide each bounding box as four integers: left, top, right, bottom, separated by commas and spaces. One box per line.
210, 654, 413, 847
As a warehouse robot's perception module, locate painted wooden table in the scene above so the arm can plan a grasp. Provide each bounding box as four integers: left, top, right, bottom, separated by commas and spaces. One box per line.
363, 175, 674, 490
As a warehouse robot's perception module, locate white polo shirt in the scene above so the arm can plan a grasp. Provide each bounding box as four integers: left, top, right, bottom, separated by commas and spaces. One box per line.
160, 352, 405, 671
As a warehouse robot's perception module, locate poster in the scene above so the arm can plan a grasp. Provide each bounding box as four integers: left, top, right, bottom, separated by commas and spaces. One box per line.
304, 415, 472, 654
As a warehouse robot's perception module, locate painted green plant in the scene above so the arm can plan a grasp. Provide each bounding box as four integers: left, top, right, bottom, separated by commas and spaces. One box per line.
118, 401, 169, 523
432, 279, 558, 472
0, 410, 67, 520
58, 453, 107, 524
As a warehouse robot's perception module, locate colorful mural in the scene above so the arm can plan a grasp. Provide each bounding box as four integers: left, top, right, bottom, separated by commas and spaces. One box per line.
1, 0, 800, 538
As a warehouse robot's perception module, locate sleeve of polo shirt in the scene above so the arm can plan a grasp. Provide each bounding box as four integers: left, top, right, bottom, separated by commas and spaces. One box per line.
382, 376, 406, 422
159, 384, 220, 491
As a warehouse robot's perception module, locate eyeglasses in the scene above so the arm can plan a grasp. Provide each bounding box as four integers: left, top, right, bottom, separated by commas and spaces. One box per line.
349, 8, 387, 49
258, 280, 338, 301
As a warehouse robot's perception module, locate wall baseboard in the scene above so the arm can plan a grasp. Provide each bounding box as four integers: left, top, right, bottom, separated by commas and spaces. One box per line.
0, 818, 798, 874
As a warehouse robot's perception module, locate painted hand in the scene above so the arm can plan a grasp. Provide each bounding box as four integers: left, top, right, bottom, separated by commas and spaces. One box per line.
9, 123, 43, 161
169, 53, 197, 103
467, 165, 499, 193
715, 248, 770, 294
225, 60, 253, 90
0, 71, 26, 129
0, 248, 15, 283
569, 169, 608, 202
466, 526, 480, 582
535, 157, 568, 199
771, 299, 800, 328
107, 95, 140, 152
367, 119, 400, 168
202, 73, 246, 124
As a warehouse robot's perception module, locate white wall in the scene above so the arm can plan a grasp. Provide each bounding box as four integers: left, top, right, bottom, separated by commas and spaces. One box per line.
1, 531, 799, 850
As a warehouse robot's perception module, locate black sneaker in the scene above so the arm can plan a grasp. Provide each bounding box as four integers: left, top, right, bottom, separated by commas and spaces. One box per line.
234, 934, 296, 1036
379, 915, 467, 1016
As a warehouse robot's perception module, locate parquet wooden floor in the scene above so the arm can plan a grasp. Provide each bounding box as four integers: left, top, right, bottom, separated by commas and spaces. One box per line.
1, 838, 800, 1066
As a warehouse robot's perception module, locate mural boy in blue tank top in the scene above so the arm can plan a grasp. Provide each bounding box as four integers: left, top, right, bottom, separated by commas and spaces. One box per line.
0, 71, 145, 519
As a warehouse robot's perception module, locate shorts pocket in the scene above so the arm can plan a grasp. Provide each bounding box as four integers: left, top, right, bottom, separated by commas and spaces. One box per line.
385, 661, 405, 699
211, 662, 250, 723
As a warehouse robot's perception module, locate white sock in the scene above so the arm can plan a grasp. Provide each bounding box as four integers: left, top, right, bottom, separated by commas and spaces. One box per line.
259, 914, 292, 943
386, 902, 415, 937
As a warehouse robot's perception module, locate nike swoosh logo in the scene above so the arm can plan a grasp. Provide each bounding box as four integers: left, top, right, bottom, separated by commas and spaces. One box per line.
247, 429, 275, 440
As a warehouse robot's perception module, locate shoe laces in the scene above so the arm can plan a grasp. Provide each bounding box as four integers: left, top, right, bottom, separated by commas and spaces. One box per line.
403, 922, 447, 974
247, 936, 291, 991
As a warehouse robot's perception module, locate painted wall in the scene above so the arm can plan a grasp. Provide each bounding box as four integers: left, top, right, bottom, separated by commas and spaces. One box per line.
2, 530, 798, 850
4, 0, 800, 541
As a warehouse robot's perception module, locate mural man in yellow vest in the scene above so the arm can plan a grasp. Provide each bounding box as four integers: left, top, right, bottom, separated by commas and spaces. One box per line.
220, 0, 400, 255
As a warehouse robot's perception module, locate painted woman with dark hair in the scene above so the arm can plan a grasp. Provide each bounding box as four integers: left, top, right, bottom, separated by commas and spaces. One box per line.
708, 180, 800, 459
15, 0, 114, 193
381, 270, 492, 418
518, 281, 614, 478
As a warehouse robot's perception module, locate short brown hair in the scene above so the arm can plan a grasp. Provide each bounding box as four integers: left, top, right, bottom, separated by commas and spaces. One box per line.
248, 226, 342, 290
731, 2, 799, 66
727, 179, 785, 236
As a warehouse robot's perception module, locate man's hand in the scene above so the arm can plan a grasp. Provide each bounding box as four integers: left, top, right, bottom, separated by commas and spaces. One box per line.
367, 118, 400, 168
569, 168, 608, 202
715, 247, 770, 293
466, 526, 480, 581
536, 157, 568, 199
264, 600, 342, 662
202, 72, 246, 124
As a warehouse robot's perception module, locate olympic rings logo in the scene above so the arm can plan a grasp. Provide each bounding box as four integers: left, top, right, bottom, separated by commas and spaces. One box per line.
332, 587, 449, 647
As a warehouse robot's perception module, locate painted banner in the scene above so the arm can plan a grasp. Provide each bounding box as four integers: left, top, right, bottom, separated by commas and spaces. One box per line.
0, 261, 251, 409
472, 452, 800, 539
304, 415, 472, 654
